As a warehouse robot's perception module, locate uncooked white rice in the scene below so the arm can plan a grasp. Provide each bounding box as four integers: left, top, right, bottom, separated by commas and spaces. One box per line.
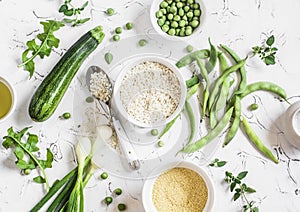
90, 71, 112, 102
119, 61, 181, 124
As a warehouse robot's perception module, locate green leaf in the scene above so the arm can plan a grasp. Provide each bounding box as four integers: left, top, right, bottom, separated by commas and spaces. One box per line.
16, 159, 35, 170
14, 145, 24, 160
233, 192, 241, 201
217, 161, 227, 167
59, 4, 68, 13
64, 9, 74, 16
245, 187, 256, 193
33, 176, 46, 184
63, 18, 75, 23
225, 171, 232, 177
266, 35, 275, 46
80, 1, 89, 10
237, 171, 248, 180
251, 207, 259, 212
264, 55, 275, 65
230, 182, 236, 192
77, 18, 90, 25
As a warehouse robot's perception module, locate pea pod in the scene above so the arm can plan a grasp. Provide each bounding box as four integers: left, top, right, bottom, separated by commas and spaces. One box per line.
208, 59, 247, 111
223, 96, 241, 147
185, 76, 199, 88
158, 114, 180, 139
196, 57, 209, 117
181, 107, 234, 153
205, 38, 218, 73
241, 116, 279, 164
176, 49, 210, 68
220, 44, 247, 91
185, 101, 195, 145
186, 83, 200, 100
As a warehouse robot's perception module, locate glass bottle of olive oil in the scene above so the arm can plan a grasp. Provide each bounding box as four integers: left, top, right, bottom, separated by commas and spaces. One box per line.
0, 81, 12, 119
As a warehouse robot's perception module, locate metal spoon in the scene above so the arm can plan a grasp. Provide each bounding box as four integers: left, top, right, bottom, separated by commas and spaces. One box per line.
86, 65, 140, 170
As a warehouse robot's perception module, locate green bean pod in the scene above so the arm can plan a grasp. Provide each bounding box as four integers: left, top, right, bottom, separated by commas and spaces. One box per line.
196, 57, 210, 117
158, 114, 180, 139
176, 49, 210, 68
241, 116, 279, 164
185, 101, 195, 145
181, 107, 234, 153
186, 76, 199, 88
186, 83, 200, 100
208, 59, 247, 111
223, 96, 241, 147
220, 44, 247, 91
205, 38, 218, 73
237, 81, 287, 100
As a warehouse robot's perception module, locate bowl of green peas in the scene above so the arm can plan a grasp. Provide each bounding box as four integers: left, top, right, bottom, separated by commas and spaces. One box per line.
150, 0, 205, 40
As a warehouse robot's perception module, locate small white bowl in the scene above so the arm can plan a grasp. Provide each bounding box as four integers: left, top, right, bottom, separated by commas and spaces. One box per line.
0, 76, 16, 123
113, 56, 187, 128
284, 100, 300, 149
142, 161, 215, 212
150, 0, 206, 41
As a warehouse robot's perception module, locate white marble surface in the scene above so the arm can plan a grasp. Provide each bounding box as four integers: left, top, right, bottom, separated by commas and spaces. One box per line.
1, 0, 300, 211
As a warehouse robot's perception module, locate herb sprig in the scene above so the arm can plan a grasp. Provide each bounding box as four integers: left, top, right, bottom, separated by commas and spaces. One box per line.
209, 158, 227, 167
225, 171, 258, 212
59, 0, 90, 27
252, 35, 278, 66
2, 127, 54, 191
18, 20, 64, 78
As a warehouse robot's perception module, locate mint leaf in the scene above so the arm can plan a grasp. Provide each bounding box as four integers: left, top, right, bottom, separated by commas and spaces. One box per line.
266, 35, 275, 46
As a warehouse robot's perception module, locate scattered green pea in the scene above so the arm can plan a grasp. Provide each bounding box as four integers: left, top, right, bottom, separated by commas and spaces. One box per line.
186, 44, 193, 53
24, 169, 31, 175
104, 196, 113, 205
125, 22, 133, 30
118, 203, 127, 211
115, 27, 122, 34
249, 103, 259, 111
138, 39, 147, 47
60, 112, 71, 119
106, 8, 115, 16
100, 172, 108, 179
113, 34, 120, 41
85, 96, 94, 103
114, 188, 122, 195
151, 129, 159, 136
157, 140, 164, 147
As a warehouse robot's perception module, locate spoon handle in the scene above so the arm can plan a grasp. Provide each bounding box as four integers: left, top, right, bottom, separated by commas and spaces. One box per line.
112, 117, 141, 170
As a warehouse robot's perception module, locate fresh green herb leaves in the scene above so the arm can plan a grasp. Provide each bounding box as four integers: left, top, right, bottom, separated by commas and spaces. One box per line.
2, 127, 53, 191
59, 0, 90, 26
18, 20, 64, 78
209, 158, 227, 167
225, 171, 258, 212
252, 35, 278, 66
104, 52, 113, 64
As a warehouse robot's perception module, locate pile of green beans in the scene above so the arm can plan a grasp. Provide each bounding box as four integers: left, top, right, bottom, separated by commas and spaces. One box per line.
174, 40, 287, 164
155, 0, 202, 37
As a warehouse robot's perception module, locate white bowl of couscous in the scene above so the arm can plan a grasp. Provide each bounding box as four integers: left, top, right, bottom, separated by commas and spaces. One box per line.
113, 56, 187, 128
142, 161, 215, 212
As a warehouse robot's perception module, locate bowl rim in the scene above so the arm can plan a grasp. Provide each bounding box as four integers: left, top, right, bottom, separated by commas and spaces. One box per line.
142, 160, 215, 212
113, 55, 187, 128
150, 0, 206, 41
0, 76, 16, 123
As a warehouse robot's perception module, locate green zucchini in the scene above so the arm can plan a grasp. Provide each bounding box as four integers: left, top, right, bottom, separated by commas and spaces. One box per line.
29, 26, 105, 122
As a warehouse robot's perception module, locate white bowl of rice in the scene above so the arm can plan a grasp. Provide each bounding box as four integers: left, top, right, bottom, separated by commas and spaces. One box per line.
113, 56, 186, 128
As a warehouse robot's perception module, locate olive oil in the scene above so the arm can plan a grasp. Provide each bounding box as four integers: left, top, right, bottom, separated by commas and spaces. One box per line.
0, 81, 12, 119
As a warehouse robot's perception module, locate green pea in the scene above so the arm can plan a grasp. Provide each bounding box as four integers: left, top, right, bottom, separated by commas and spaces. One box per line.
178, 8, 184, 16
138, 39, 147, 47
160, 1, 168, 8
176, 2, 183, 8
166, 0, 173, 3
151, 129, 159, 136
184, 5, 190, 12
157, 18, 165, 26
187, 0, 194, 4
249, 103, 259, 111
106, 8, 115, 16
179, 28, 186, 36
85, 96, 94, 103
185, 28, 193, 36
100, 172, 108, 179
187, 11, 193, 18
182, 15, 188, 21
61, 112, 71, 119
179, 20, 186, 27
125, 22, 133, 30
171, 21, 178, 28
115, 27, 122, 34
194, 9, 201, 16
190, 20, 199, 28
165, 21, 170, 26
173, 15, 181, 21
162, 24, 170, 32
170, 6, 177, 14
168, 28, 176, 35
176, 28, 180, 35
114, 188, 122, 195
156, 10, 163, 18
118, 203, 127, 211
167, 13, 174, 20
113, 34, 120, 41
24, 169, 31, 175
158, 140, 164, 147
186, 44, 193, 52
171, 2, 176, 6
104, 196, 113, 205
161, 8, 167, 14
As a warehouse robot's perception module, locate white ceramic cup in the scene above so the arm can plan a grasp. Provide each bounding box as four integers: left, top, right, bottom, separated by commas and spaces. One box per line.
285, 100, 300, 149
0, 76, 16, 123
